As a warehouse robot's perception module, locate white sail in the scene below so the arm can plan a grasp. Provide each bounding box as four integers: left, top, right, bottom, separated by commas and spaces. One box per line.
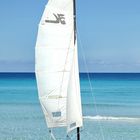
67, 40, 83, 133
35, 0, 83, 132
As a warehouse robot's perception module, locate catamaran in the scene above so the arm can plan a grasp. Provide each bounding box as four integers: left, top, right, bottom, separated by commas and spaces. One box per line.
35, 0, 83, 139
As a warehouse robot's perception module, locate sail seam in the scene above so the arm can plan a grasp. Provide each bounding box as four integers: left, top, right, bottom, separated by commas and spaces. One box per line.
35, 47, 75, 50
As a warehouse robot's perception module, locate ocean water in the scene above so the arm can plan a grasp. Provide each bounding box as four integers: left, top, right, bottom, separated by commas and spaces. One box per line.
0, 73, 140, 140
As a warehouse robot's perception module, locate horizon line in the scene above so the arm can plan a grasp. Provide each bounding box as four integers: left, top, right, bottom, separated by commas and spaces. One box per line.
0, 72, 140, 74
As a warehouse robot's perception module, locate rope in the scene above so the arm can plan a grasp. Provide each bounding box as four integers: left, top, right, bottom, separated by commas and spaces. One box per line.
49, 129, 57, 140
49, 129, 67, 140
77, 27, 105, 140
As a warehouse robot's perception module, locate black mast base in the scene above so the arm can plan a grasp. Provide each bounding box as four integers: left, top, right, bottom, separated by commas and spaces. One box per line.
77, 127, 80, 140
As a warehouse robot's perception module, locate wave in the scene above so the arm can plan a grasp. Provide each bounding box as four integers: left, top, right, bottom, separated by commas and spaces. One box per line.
83, 115, 140, 122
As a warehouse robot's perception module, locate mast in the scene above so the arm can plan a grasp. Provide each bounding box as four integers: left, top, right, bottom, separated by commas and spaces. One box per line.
73, 0, 76, 44
73, 0, 80, 140
77, 127, 80, 140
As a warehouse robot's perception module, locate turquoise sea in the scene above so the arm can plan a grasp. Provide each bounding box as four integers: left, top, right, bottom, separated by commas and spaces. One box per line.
0, 73, 140, 140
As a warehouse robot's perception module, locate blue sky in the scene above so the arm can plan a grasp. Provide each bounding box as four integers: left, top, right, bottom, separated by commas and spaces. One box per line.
0, 0, 140, 72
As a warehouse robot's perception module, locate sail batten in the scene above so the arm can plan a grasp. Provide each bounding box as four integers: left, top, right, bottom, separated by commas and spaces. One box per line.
35, 0, 83, 133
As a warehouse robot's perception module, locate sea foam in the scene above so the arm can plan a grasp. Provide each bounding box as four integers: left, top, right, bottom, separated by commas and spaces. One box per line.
83, 115, 140, 122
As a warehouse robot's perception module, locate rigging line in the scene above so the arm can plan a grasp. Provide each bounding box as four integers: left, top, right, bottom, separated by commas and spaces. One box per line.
58, 29, 74, 112
49, 129, 57, 140
77, 28, 105, 140
39, 86, 60, 99
56, 36, 76, 124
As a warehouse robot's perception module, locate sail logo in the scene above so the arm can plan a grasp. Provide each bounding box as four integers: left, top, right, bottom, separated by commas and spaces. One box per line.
45, 14, 66, 25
